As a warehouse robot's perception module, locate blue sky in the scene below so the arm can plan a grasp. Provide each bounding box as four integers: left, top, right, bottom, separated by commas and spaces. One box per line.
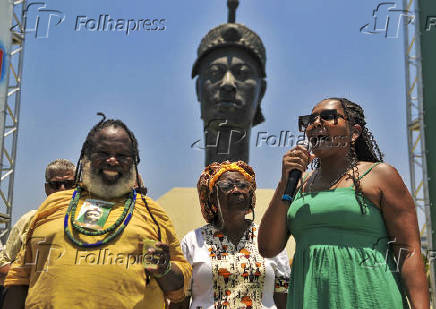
10, 0, 416, 224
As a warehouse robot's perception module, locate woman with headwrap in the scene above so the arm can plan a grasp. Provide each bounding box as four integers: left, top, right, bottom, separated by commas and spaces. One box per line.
172, 161, 290, 309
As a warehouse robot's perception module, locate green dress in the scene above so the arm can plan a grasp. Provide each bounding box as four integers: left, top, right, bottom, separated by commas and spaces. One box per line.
286, 164, 408, 308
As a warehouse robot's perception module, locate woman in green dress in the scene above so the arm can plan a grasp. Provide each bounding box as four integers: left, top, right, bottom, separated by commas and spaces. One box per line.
258, 98, 429, 308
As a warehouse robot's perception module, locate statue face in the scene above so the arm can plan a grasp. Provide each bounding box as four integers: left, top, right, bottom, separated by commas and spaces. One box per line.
196, 47, 265, 129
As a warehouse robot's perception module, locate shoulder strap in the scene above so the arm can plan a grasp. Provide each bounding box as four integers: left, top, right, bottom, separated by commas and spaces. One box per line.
295, 172, 311, 196
358, 162, 382, 180
302, 173, 309, 183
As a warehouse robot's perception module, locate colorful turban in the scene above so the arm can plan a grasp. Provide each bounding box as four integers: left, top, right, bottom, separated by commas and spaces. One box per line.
197, 160, 256, 223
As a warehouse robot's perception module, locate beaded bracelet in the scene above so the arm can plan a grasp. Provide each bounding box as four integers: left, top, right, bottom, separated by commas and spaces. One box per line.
153, 261, 172, 278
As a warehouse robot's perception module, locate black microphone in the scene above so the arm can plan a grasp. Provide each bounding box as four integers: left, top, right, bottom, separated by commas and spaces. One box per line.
281, 140, 310, 204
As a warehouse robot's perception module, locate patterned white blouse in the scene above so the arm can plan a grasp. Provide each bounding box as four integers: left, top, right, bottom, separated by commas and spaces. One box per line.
181, 222, 290, 309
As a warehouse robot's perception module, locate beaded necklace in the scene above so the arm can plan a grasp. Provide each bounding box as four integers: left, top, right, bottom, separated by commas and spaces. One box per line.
64, 186, 136, 248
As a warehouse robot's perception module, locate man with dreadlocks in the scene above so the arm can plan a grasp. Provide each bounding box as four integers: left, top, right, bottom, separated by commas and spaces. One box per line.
259, 98, 429, 308
3, 114, 192, 309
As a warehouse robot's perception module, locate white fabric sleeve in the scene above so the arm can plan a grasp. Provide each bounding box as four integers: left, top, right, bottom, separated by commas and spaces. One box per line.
180, 233, 193, 297
273, 248, 291, 293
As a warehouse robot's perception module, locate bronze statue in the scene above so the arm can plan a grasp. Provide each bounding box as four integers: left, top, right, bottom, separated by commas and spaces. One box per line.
193, 0, 267, 166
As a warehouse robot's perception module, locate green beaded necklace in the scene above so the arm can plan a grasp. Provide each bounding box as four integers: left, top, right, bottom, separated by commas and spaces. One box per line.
64, 186, 136, 248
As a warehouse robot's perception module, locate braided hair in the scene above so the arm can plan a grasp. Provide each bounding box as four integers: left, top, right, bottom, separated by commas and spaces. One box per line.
74, 114, 162, 239
330, 98, 384, 163
331, 98, 383, 213
311, 98, 384, 214
74, 113, 142, 189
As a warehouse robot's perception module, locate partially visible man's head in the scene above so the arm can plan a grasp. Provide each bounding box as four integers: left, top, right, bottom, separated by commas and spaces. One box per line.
44, 159, 75, 196
79, 115, 140, 199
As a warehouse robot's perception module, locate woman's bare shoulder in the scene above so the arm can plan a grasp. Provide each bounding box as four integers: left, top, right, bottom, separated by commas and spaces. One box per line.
356, 161, 396, 176
360, 161, 398, 178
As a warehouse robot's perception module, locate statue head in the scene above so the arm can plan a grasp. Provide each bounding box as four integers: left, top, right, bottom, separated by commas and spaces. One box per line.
192, 0, 267, 130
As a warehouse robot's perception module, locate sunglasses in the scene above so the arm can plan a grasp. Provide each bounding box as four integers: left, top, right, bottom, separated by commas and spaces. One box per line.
47, 180, 75, 190
298, 109, 346, 132
216, 180, 250, 192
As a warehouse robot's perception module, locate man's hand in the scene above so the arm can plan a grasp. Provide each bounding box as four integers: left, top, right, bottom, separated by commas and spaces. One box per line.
144, 242, 171, 277
143, 242, 184, 293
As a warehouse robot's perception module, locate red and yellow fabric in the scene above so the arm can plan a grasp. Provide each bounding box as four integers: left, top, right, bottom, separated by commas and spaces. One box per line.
182, 223, 290, 309
197, 161, 257, 223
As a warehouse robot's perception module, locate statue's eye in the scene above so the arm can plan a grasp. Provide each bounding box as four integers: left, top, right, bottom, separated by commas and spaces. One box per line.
233, 65, 252, 80
207, 65, 225, 80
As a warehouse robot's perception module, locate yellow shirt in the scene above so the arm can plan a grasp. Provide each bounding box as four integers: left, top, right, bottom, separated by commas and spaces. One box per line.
5, 189, 191, 309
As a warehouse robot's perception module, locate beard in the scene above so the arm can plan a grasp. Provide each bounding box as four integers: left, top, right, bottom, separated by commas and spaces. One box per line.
81, 158, 136, 199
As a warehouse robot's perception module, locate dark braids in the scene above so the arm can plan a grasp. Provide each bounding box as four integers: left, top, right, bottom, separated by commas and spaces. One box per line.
322, 98, 384, 214
74, 113, 162, 240
330, 98, 384, 163
334, 98, 383, 214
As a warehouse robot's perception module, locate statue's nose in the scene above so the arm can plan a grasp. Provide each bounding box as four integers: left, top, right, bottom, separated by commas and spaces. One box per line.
220, 71, 236, 92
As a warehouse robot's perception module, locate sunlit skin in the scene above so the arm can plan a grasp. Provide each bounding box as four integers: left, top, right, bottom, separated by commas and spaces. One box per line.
88, 127, 134, 186
306, 100, 360, 159
259, 99, 430, 308
303, 100, 364, 192
44, 171, 75, 196
214, 171, 252, 245
216, 172, 251, 209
